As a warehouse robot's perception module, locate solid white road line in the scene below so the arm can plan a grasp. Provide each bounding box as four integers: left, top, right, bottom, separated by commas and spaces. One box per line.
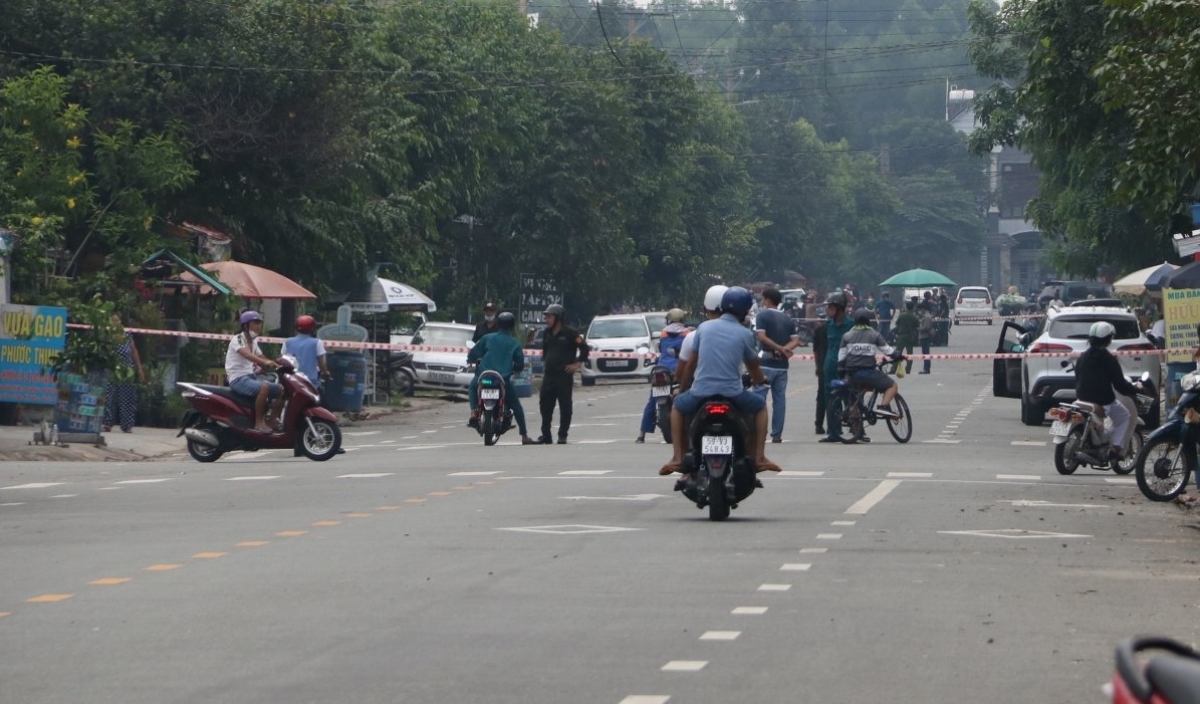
844, 479, 902, 515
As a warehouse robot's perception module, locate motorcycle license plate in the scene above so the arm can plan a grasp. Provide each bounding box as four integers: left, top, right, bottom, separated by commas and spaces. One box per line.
1049, 420, 1072, 437
702, 436, 733, 455
480, 389, 500, 400
652, 386, 672, 397
428, 372, 456, 383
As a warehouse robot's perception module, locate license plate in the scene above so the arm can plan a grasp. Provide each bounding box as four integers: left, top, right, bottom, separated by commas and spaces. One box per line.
480, 388, 500, 399
702, 436, 733, 455
1049, 420, 1072, 437
428, 372, 456, 383
652, 386, 672, 397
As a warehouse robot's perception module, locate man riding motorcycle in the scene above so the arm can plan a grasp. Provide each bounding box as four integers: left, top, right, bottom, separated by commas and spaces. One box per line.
636, 308, 689, 443
1075, 321, 1142, 461
660, 286, 781, 476
467, 311, 537, 445
225, 310, 285, 433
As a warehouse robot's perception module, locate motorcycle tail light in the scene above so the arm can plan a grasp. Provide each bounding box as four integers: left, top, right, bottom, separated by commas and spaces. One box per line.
1071, 412, 1084, 424
1049, 408, 1064, 421
1187, 408, 1200, 425
652, 371, 670, 386
706, 403, 730, 416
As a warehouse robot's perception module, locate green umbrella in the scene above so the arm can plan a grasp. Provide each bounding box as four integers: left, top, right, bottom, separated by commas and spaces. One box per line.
879, 268, 957, 288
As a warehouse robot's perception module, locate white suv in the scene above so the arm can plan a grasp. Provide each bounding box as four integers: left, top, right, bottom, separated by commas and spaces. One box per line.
580, 314, 656, 386
993, 304, 1160, 426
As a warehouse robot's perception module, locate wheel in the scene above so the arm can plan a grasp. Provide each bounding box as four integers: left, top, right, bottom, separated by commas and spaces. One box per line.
186, 426, 224, 463
1112, 430, 1143, 475
391, 369, 416, 397
829, 393, 850, 436
581, 377, 596, 387
953, 319, 959, 326
1020, 395, 1045, 426
1136, 434, 1192, 501
300, 418, 341, 461
482, 413, 497, 446
885, 394, 912, 444
656, 403, 672, 444
1054, 426, 1084, 474
707, 469, 730, 521
848, 402, 864, 441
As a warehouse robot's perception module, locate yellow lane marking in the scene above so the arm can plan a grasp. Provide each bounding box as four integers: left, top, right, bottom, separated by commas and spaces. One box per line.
344, 512, 372, 518
453, 486, 474, 491
89, 578, 132, 586
144, 564, 182, 572
236, 541, 269, 547
402, 499, 426, 504
375, 506, 402, 511
275, 531, 307, 538
427, 491, 452, 497
27, 593, 74, 603
0, 611, 10, 617
475, 481, 495, 485
312, 520, 342, 527
192, 552, 227, 559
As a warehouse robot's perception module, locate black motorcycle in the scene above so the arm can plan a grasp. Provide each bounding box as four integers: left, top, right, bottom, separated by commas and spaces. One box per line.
1134, 369, 1200, 501
472, 370, 514, 446
648, 365, 675, 443
676, 398, 760, 521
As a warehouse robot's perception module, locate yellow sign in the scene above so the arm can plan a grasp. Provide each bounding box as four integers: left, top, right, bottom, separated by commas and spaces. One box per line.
1163, 288, 1200, 362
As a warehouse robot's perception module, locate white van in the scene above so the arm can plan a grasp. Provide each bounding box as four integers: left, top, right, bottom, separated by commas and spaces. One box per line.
953, 286, 993, 325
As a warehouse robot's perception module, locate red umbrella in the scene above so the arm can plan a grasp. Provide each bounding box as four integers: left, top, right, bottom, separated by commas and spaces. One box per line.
183, 261, 316, 299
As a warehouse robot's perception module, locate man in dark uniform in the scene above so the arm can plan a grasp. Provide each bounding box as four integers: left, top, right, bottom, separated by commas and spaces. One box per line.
472, 302, 499, 343
537, 303, 587, 444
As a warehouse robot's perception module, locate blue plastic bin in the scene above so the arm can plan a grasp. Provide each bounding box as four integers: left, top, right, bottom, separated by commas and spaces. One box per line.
323, 352, 366, 412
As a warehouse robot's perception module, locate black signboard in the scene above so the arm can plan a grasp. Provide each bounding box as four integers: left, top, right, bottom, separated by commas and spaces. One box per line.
519, 273, 562, 326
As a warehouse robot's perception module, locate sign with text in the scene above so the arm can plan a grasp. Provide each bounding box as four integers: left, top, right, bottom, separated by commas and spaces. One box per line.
0, 304, 68, 405
519, 273, 562, 326
1163, 288, 1200, 363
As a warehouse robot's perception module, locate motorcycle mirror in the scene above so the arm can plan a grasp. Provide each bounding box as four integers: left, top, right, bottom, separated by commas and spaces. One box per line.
466, 340, 475, 349
1140, 371, 1151, 382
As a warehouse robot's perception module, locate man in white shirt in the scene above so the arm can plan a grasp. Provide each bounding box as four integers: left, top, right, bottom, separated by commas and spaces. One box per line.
226, 311, 285, 432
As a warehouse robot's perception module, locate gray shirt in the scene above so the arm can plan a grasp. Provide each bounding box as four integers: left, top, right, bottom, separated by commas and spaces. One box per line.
838, 325, 896, 370
755, 308, 798, 370
690, 314, 759, 397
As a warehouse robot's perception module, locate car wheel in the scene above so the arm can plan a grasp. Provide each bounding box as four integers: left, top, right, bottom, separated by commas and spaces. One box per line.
1020, 394, 1045, 426
581, 377, 596, 387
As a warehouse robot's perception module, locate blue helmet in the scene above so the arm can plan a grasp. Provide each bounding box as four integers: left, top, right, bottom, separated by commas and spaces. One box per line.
720, 286, 754, 319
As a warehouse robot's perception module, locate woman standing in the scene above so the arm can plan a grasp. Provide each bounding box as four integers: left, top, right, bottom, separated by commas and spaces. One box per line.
103, 314, 145, 433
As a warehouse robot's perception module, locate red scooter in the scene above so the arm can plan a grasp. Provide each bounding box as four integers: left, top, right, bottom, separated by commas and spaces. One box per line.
1111, 636, 1200, 703
176, 357, 342, 462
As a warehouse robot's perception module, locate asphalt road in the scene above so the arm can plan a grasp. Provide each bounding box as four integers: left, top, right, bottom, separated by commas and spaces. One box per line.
3, 322, 1199, 704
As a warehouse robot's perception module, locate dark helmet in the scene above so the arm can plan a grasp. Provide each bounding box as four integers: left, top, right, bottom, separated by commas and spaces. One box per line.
720, 286, 754, 319
239, 310, 264, 326
295, 315, 316, 334
1088, 321, 1115, 347
853, 308, 873, 325
824, 291, 847, 309
544, 303, 565, 317
497, 311, 516, 330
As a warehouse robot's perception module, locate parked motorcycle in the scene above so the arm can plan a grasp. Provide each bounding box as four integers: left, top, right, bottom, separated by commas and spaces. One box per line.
177, 357, 342, 463
649, 365, 675, 443
1134, 369, 1200, 501
676, 398, 760, 521
1111, 636, 1200, 704
473, 369, 514, 446
1049, 372, 1153, 475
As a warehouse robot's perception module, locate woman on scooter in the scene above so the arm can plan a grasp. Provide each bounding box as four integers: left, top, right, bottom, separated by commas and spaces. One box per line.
1075, 321, 1142, 462
225, 310, 285, 433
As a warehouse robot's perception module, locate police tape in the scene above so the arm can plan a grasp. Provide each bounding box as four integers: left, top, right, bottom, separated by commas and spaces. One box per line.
68, 323, 1185, 364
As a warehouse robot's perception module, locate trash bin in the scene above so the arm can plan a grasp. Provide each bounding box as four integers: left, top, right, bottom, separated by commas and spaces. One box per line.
323, 352, 366, 413
1167, 362, 1195, 409
512, 356, 534, 399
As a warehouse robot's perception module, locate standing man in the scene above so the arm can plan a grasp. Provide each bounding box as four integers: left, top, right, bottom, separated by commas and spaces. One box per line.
812, 312, 829, 435
893, 301, 920, 375
754, 287, 800, 443
537, 303, 587, 444
282, 315, 330, 391
820, 292, 855, 443
917, 303, 935, 374
472, 301, 500, 343
875, 292, 895, 340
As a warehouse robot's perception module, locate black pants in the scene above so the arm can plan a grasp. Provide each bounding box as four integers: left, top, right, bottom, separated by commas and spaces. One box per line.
539, 371, 574, 439
815, 371, 826, 428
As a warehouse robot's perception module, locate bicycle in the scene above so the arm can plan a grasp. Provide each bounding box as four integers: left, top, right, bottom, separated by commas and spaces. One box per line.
829, 358, 912, 444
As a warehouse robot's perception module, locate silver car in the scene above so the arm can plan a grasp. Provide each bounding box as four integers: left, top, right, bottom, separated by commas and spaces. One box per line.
580, 314, 656, 386
408, 322, 475, 393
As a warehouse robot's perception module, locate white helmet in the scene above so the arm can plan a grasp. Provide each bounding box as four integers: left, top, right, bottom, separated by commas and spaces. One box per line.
1088, 321, 1115, 346
703, 285, 729, 313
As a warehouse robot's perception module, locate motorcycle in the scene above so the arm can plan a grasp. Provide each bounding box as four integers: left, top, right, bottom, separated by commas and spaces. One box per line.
1134, 369, 1200, 501
649, 365, 675, 444
1111, 636, 1200, 703
473, 369, 514, 446
1049, 371, 1153, 475
176, 357, 343, 463
386, 350, 417, 397
676, 397, 760, 521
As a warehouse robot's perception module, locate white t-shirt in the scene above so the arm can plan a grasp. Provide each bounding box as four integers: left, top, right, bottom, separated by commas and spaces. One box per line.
225, 333, 262, 382
678, 327, 700, 362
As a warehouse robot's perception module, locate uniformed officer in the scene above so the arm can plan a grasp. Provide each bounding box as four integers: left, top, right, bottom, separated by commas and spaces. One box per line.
537, 303, 588, 444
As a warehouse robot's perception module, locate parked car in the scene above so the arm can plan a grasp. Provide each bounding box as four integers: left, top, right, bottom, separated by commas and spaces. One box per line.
580, 314, 656, 386
992, 303, 1161, 427
953, 286, 994, 325
408, 322, 475, 393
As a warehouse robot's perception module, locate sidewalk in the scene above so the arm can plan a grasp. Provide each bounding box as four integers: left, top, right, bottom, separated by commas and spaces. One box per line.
0, 397, 450, 462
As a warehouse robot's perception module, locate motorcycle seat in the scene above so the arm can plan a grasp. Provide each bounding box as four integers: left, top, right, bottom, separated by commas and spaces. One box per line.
192, 384, 258, 408
1147, 655, 1200, 704
1072, 401, 1103, 417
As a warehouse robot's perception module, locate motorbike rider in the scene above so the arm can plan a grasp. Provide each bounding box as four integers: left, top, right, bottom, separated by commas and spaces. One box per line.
819, 292, 856, 443
1075, 321, 1142, 461
636, 308, 689, 443
660, 286, 780, 476
467, 312, 537, 445
225, 310, 285, 433
281, 315, 330, 391
472, 302, 500, 343
537, 303, 587, 444
838, 309, 906, 442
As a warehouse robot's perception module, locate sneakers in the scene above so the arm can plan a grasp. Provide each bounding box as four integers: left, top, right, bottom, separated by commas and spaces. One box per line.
635, 436, 645, 444
918, 370, 931, 375
521, 436, 539, 446
467, 416, 480, 429
557, 437, 568, 445
771, 436, 782, 444
535, 436, 553, 445
818, 436, 842, 443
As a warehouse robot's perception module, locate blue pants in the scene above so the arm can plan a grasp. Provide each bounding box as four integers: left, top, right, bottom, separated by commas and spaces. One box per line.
640, 393, 662, 434
824, 360, 841, 438
468, 376, 527, 436
920, 339, 931, 372
753, 367, 788, 440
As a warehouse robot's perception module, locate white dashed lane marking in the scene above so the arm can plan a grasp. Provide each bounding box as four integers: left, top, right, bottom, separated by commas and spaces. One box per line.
226, 476, 282, 481
661, 661, 707, 672
115, 479, 172, 485
998, 474, 1041, 481
732, 606, 768, 615
800, 547, 828, 554
780, 563, 811, 571
700, 631, 741, 641
1, 483, 66, 490
758, 584, 792, 592
1011, 440, 1047, 447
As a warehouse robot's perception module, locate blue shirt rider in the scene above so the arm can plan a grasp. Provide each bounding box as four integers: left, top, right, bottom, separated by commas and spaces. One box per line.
466, 311, 537, 445
636, 308, 689, 443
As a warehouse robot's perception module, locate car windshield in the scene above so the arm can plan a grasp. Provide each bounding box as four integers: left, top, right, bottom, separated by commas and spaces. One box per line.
415, 326, 472, 346
1047, 317, 1141, 340
960, 290, 989, 300
589, 319, 648, 339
